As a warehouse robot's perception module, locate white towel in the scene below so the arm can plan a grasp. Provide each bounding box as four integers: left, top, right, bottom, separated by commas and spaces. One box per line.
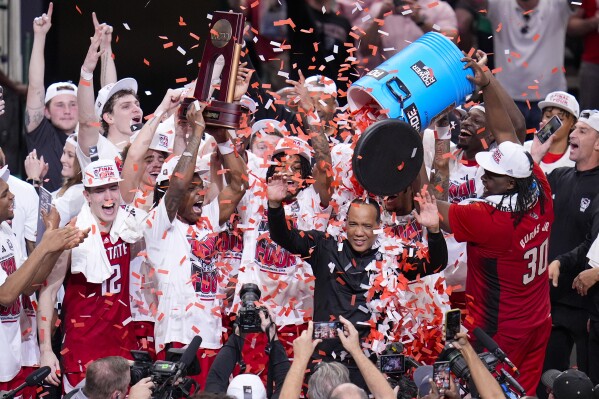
587, 235, 599, 268
71, 202, 146, 283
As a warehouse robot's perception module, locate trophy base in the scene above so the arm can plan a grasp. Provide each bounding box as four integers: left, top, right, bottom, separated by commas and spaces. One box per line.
204, 101, 242, 129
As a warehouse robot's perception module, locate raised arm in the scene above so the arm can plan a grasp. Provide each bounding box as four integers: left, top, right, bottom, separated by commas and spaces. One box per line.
93, 12, 117, 87
77, 25, 107, 156
120, 89, 183, 204
464, 55, 519, 145
214, 131, 248, 226
163, 102, 206, 222
567, 7, 599, 36
25, 3, 53, 133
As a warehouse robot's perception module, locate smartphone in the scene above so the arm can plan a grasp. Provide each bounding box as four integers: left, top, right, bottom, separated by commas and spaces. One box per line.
445, 309, 461, 341
537, 115, 563, 144
379, 354, 405, 374
313, 321, 342, 340
433, 361, 451, 390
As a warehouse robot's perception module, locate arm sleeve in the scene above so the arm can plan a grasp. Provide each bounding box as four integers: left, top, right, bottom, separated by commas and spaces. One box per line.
269, 340, 291, 399
204, 334, 245, 393
267, 205, 323, 259
401, 231, 448, 280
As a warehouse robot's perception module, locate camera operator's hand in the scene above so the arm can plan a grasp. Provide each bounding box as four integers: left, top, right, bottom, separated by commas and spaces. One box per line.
337, 316, 361, 357
293, 321, 322, 364
259, 308, 278, 342
129, 377, 154, 399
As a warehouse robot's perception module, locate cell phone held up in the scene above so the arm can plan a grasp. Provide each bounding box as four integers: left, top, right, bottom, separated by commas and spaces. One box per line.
445, 309, 461, 342
313, 321, 342, 340
433, 361, 451, 390
536, 115, 563, 144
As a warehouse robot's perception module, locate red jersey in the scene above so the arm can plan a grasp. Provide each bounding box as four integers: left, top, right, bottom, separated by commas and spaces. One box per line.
62, 233, 137, 374
449, 164, 554, 335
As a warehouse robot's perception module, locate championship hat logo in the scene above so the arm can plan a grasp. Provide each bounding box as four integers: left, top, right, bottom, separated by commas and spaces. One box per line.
580, 197, 591, 212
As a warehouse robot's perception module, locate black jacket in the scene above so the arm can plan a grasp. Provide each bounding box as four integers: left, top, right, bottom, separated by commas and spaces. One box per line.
205, 334, 290, 399
267, 205, 448, 344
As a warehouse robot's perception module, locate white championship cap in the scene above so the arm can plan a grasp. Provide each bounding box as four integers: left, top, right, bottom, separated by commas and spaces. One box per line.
251, 119, 288, 137
226, 374, 267, 399
45, 82, 78, 104
155, 154, 210, 184
273, 136, 313, 164
83, 159, 123, 188
95, 78, 138, 119
130, 115, 174, 154
578, 109, 599, 132
475, 141, 533, 179
304, 75, 337, 96
538, 91, 580, 119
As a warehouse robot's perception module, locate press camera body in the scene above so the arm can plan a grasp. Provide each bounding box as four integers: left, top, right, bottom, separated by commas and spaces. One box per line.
237, 283, 268, 333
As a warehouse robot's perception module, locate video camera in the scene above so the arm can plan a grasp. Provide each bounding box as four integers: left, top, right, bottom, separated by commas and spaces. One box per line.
376, 342, 421, 399
129, 336, 202, 399
437, 328, 526, 399
237, 283, 268, 333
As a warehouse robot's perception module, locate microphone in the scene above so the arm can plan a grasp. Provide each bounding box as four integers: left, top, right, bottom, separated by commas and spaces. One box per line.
174, 336, 202, 380
2, 367, 51, 399
499, 369, 526, 396
473, 328, 520, 376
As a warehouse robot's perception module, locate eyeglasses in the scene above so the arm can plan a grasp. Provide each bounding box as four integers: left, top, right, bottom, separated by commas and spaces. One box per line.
521, 14, 531, 35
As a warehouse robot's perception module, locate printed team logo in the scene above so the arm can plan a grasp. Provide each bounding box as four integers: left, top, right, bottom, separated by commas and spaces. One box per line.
580, 197, 591, 212
366, 68, 389, 80
404, 104, 421, 133
410, 61, 437, 87
158, 134, 169, 148
93, 165, 117, 180
448, 178, 477, 203
0, 256, 21, 321
191, 235, 218, 297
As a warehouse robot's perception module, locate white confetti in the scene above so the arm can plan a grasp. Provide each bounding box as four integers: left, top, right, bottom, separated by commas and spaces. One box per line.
322, 5, 326, 14
277, 71, 289, 79
123, 23, 131, 30
253, 36, 258, 43
324, 55, 335, 62
383, 47, 396, 52
177, 46, 186, 55
207, 14, 213, 20
433, 24, 440, 31
361, 14, 372, 22
411, 147, 418, 158
333, 44, 338, 54
259, 55, 265, 61
378, 30, 389, 36
264, 98, 273, 109
144, 91, 152, 96
373, 229, 383, 235
187, 59, 193, 65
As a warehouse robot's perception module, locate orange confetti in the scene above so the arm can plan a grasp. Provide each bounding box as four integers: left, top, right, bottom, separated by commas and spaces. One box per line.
75, 5, 82, 14
143, 58, 150, 66
532, 34, 540, 42
163, 42, 173, 49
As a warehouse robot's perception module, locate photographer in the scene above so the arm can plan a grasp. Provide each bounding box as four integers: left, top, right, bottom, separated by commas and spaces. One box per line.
205, 309, 290, 399
66, 357, 154, 399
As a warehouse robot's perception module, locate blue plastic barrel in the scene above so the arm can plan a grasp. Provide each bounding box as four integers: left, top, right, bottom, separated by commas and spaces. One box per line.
347, 32, 474, 132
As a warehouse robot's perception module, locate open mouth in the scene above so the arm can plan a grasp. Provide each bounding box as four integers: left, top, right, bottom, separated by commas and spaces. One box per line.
458, 128, 473, 139
570, 142, 579, 150
192, 201, 203, 214
101, 201, 116, 216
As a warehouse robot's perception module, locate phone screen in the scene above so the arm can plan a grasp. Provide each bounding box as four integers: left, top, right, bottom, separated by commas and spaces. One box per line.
537, 115, 563, 144
313, 321, 342, 340
433, 361, 451, 390
380, 354, 405, 374
445, 309, 461, 341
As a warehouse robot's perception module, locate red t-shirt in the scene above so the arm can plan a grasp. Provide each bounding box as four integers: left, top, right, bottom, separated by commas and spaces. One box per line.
449, 164, 554, 335
62, 233, 137, 373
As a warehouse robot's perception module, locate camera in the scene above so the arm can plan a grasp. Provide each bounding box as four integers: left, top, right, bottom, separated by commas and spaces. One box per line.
237, 283, 268, 333
129, 346, 201, 399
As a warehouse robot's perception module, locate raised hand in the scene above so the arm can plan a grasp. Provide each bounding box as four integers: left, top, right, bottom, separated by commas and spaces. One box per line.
185, 100, 207, 130
33, 2, 53, 36
92, 12, 113, 51
337, 315, 361, 356
292, 321, 321, 363
40, 350, 61, 386
82, 25, 107, 75
156, 88, 184, 119
233, 62, 254, 101
462, 52, 491, 88
413, 188, 440, 233
24, 149, 47, 181
285, 70, 314, 114
267, 173, 290, 207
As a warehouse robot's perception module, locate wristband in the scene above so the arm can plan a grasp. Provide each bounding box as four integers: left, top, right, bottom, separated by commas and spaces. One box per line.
80, 67, 93, 81
434, 125, 451, 140
217, 139, 234, 155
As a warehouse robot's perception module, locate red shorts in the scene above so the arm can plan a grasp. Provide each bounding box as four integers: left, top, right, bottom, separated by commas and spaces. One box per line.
492, 316, 552, 396
156, 344, 218, 392
0, 367, 40, 399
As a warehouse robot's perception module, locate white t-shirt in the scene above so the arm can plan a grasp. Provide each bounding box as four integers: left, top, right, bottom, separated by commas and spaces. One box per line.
7, 175, 38, 257
523, 140, 574, 174
487, 0, 574, 100
0, 222, 34, 382
53, 184, 85, 227
143, 200, 222, 351
236, 185, 331, 326
76, 135, 121, 170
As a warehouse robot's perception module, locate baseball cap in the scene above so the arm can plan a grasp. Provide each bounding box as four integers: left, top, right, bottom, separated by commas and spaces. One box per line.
538, 91, 580, 119
226, 374, 266, 399
83, 159, 123, 188
413, 365, 433, 397
251, 119, 288, 137
130, 115, 174, 154
0, 165, 9, 182
45, 82, 77, 104
273, 136, 313, 164
542, 369, 595, 399
578, 109, 599, 132
155, 154, 210, 184
240, 95, 257, 114
95, 78, 138, 119
475, 141, 533, 179
304, 74, 337, 96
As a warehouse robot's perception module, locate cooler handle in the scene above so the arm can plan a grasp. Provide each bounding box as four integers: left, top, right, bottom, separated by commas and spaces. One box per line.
385, 77, 412, 108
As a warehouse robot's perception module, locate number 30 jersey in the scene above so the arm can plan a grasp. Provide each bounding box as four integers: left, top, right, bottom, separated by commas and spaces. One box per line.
449, 163, 554, 335
62, 233, 137, 374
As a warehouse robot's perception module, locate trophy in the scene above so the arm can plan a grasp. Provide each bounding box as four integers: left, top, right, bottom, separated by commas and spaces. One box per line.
186, 11, 245, 129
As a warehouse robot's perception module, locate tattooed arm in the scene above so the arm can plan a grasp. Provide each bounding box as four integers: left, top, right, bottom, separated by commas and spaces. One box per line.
25, 3, 53, 133
429, 117, 450, 202
164, 102, 206, 222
